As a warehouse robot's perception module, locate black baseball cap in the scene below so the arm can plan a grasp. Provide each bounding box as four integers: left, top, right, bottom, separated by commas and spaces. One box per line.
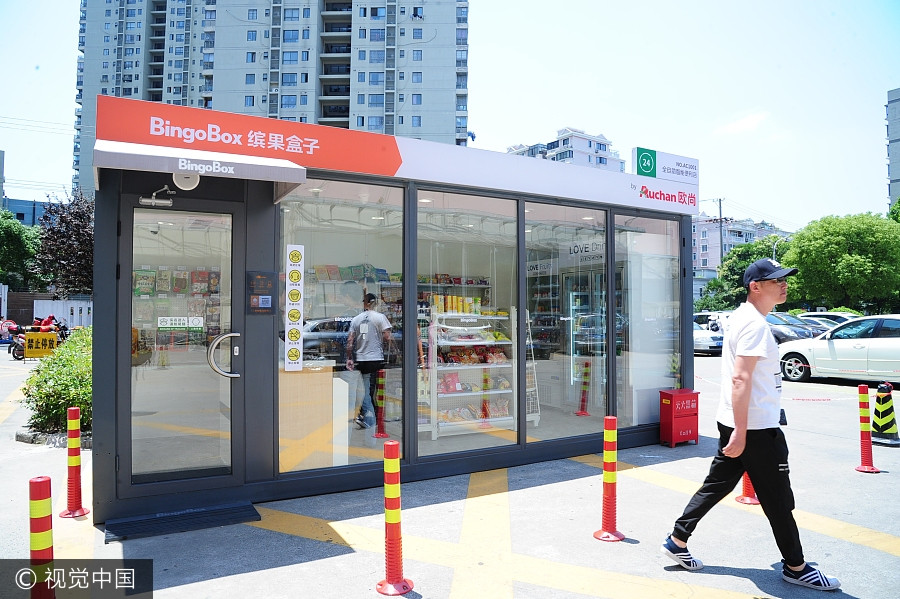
743, 258, 798, 286
364, 293, 378, 304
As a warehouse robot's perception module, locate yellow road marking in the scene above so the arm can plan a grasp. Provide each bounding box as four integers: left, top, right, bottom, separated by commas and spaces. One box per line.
452, 469, 513, 599
0, 379, 26, 426
249, 504, 764, 599
571, 454, 900, 558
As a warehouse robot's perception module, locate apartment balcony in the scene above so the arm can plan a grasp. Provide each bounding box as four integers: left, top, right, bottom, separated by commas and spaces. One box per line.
321, 84, 350, 96
199, 84, 214, 97
322, 44, 351, 56
323, 23, 351, 33
320, 102, 350, 122
323, 3, 352, 13
320, 95, 350, 109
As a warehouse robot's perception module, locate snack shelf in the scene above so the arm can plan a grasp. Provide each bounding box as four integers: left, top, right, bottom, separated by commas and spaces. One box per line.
437, 340, 512, 347
436, 416, 516, 436
437, 389, 512, 399
437, 363, 512, 371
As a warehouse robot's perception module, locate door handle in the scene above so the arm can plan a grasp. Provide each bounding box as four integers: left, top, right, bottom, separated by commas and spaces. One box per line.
207, 332, 241, 378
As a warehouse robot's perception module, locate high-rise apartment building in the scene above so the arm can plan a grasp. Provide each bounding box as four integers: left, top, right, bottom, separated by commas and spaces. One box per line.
888, 87, 900, 208
507, 127, 625, 173
74, 0, 469, 191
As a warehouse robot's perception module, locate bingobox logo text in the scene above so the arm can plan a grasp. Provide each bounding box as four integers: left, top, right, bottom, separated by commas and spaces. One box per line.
178, 158, 236, 175
150, 116, 243, 145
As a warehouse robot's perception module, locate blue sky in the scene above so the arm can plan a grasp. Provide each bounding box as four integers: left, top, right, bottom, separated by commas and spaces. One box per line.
1, 1, 898, 233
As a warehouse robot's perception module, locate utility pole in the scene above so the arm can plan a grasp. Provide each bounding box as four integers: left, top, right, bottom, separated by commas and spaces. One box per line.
715, 198, 724, 268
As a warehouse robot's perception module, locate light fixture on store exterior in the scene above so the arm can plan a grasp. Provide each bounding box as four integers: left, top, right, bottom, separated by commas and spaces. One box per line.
418, 198, 433, 203
173, 172, 200, 191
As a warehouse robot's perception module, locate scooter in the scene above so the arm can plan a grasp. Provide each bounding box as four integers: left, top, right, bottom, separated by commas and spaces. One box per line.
8, 316, 69, 360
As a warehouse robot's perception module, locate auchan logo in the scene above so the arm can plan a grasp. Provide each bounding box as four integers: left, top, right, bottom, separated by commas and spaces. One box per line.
150, 116, 243, 145
639, 185, 696, 206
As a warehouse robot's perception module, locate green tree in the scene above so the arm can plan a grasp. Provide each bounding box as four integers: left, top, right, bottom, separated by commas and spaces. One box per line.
716, 235, 788, 307
782, 214, 900, 313
31, 193, 94, 297
889, 200, 900, 224
693, 277, 731, 311
0, 209, 41, 290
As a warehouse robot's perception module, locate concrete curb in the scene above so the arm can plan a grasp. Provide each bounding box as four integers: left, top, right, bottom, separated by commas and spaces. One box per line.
15, 429, 93, 449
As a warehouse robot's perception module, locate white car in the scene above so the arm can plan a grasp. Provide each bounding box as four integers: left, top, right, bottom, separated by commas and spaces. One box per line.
693, 322, 723, 355
779, 315, 900, 383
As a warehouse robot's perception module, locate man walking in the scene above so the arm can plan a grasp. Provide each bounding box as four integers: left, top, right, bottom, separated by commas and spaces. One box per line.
661, 258, 840, 591
346, 292, 392, 430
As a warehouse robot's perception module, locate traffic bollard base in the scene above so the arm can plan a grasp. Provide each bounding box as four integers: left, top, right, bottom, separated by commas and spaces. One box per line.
376, 579, 414, 596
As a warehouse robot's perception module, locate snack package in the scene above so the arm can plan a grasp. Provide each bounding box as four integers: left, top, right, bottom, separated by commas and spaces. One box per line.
191, 270, 209, 295
155, 268, 172, 293
188, 297, 207, 318
173, 270, 189, 294
207, 270, 221, 294
133, 297, 155, 322
206, 304, 221, 324
133, 270, 156, 296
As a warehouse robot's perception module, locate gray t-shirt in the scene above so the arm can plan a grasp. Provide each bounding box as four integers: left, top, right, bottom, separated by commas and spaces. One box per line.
349, 309, 392, 362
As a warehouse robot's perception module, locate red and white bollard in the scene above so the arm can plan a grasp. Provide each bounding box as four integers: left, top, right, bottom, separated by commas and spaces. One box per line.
856, 385, 880, 473
576, 361, 591, 416
374, 370, 389, 439
735, 472, 760, 505
377, 440, 413, 595
30, 476, 55, 599
60, 407, 89, 518
594, 416, 624, 542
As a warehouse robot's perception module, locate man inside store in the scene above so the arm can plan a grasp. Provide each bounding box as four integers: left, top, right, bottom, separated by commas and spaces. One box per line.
346, 292, 392, 430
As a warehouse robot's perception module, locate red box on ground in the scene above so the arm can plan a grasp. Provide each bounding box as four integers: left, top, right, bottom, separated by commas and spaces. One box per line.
659, 389, 699, 448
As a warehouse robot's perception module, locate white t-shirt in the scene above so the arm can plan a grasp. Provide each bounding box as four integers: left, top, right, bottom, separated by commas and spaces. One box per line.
716, 302, 782, 429
349, 309, 392, 362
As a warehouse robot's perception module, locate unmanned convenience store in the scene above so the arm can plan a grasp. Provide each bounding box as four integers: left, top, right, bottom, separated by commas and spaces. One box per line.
91, 96, 699, 530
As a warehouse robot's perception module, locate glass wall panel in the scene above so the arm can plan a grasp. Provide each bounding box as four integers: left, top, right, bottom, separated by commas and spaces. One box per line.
524, 202, 608, 441
279, 179, 404, 471
614, 215, 681, 427
131, 209, 233, 483
417, 191, 518, 456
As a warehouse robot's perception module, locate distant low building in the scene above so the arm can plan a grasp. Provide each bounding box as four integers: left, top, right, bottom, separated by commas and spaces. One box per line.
507, 127, 625, 172
1, 197, 49, 226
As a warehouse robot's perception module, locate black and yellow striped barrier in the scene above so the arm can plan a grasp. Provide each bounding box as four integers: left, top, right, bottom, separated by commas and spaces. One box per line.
873, 382, 899, 446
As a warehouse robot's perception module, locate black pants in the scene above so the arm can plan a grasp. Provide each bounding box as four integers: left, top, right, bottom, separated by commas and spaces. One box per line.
672, 422, 805, 567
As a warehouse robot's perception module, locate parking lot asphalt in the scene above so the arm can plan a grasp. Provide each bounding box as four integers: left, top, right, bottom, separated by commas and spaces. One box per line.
1, 354, 899, 598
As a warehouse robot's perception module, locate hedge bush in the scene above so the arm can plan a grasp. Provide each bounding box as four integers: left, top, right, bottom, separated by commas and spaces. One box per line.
22, 327, 92, 433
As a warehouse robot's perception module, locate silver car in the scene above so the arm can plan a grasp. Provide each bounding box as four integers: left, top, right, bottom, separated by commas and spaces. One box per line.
693, 322, 723, 355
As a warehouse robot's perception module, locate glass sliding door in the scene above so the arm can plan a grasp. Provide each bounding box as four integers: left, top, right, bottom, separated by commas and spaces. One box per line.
130, 208, 236, 483
417, 191, 519, 456
524, 202, 609, 442
614, 215, 681, 427
278, 179, 405, 471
